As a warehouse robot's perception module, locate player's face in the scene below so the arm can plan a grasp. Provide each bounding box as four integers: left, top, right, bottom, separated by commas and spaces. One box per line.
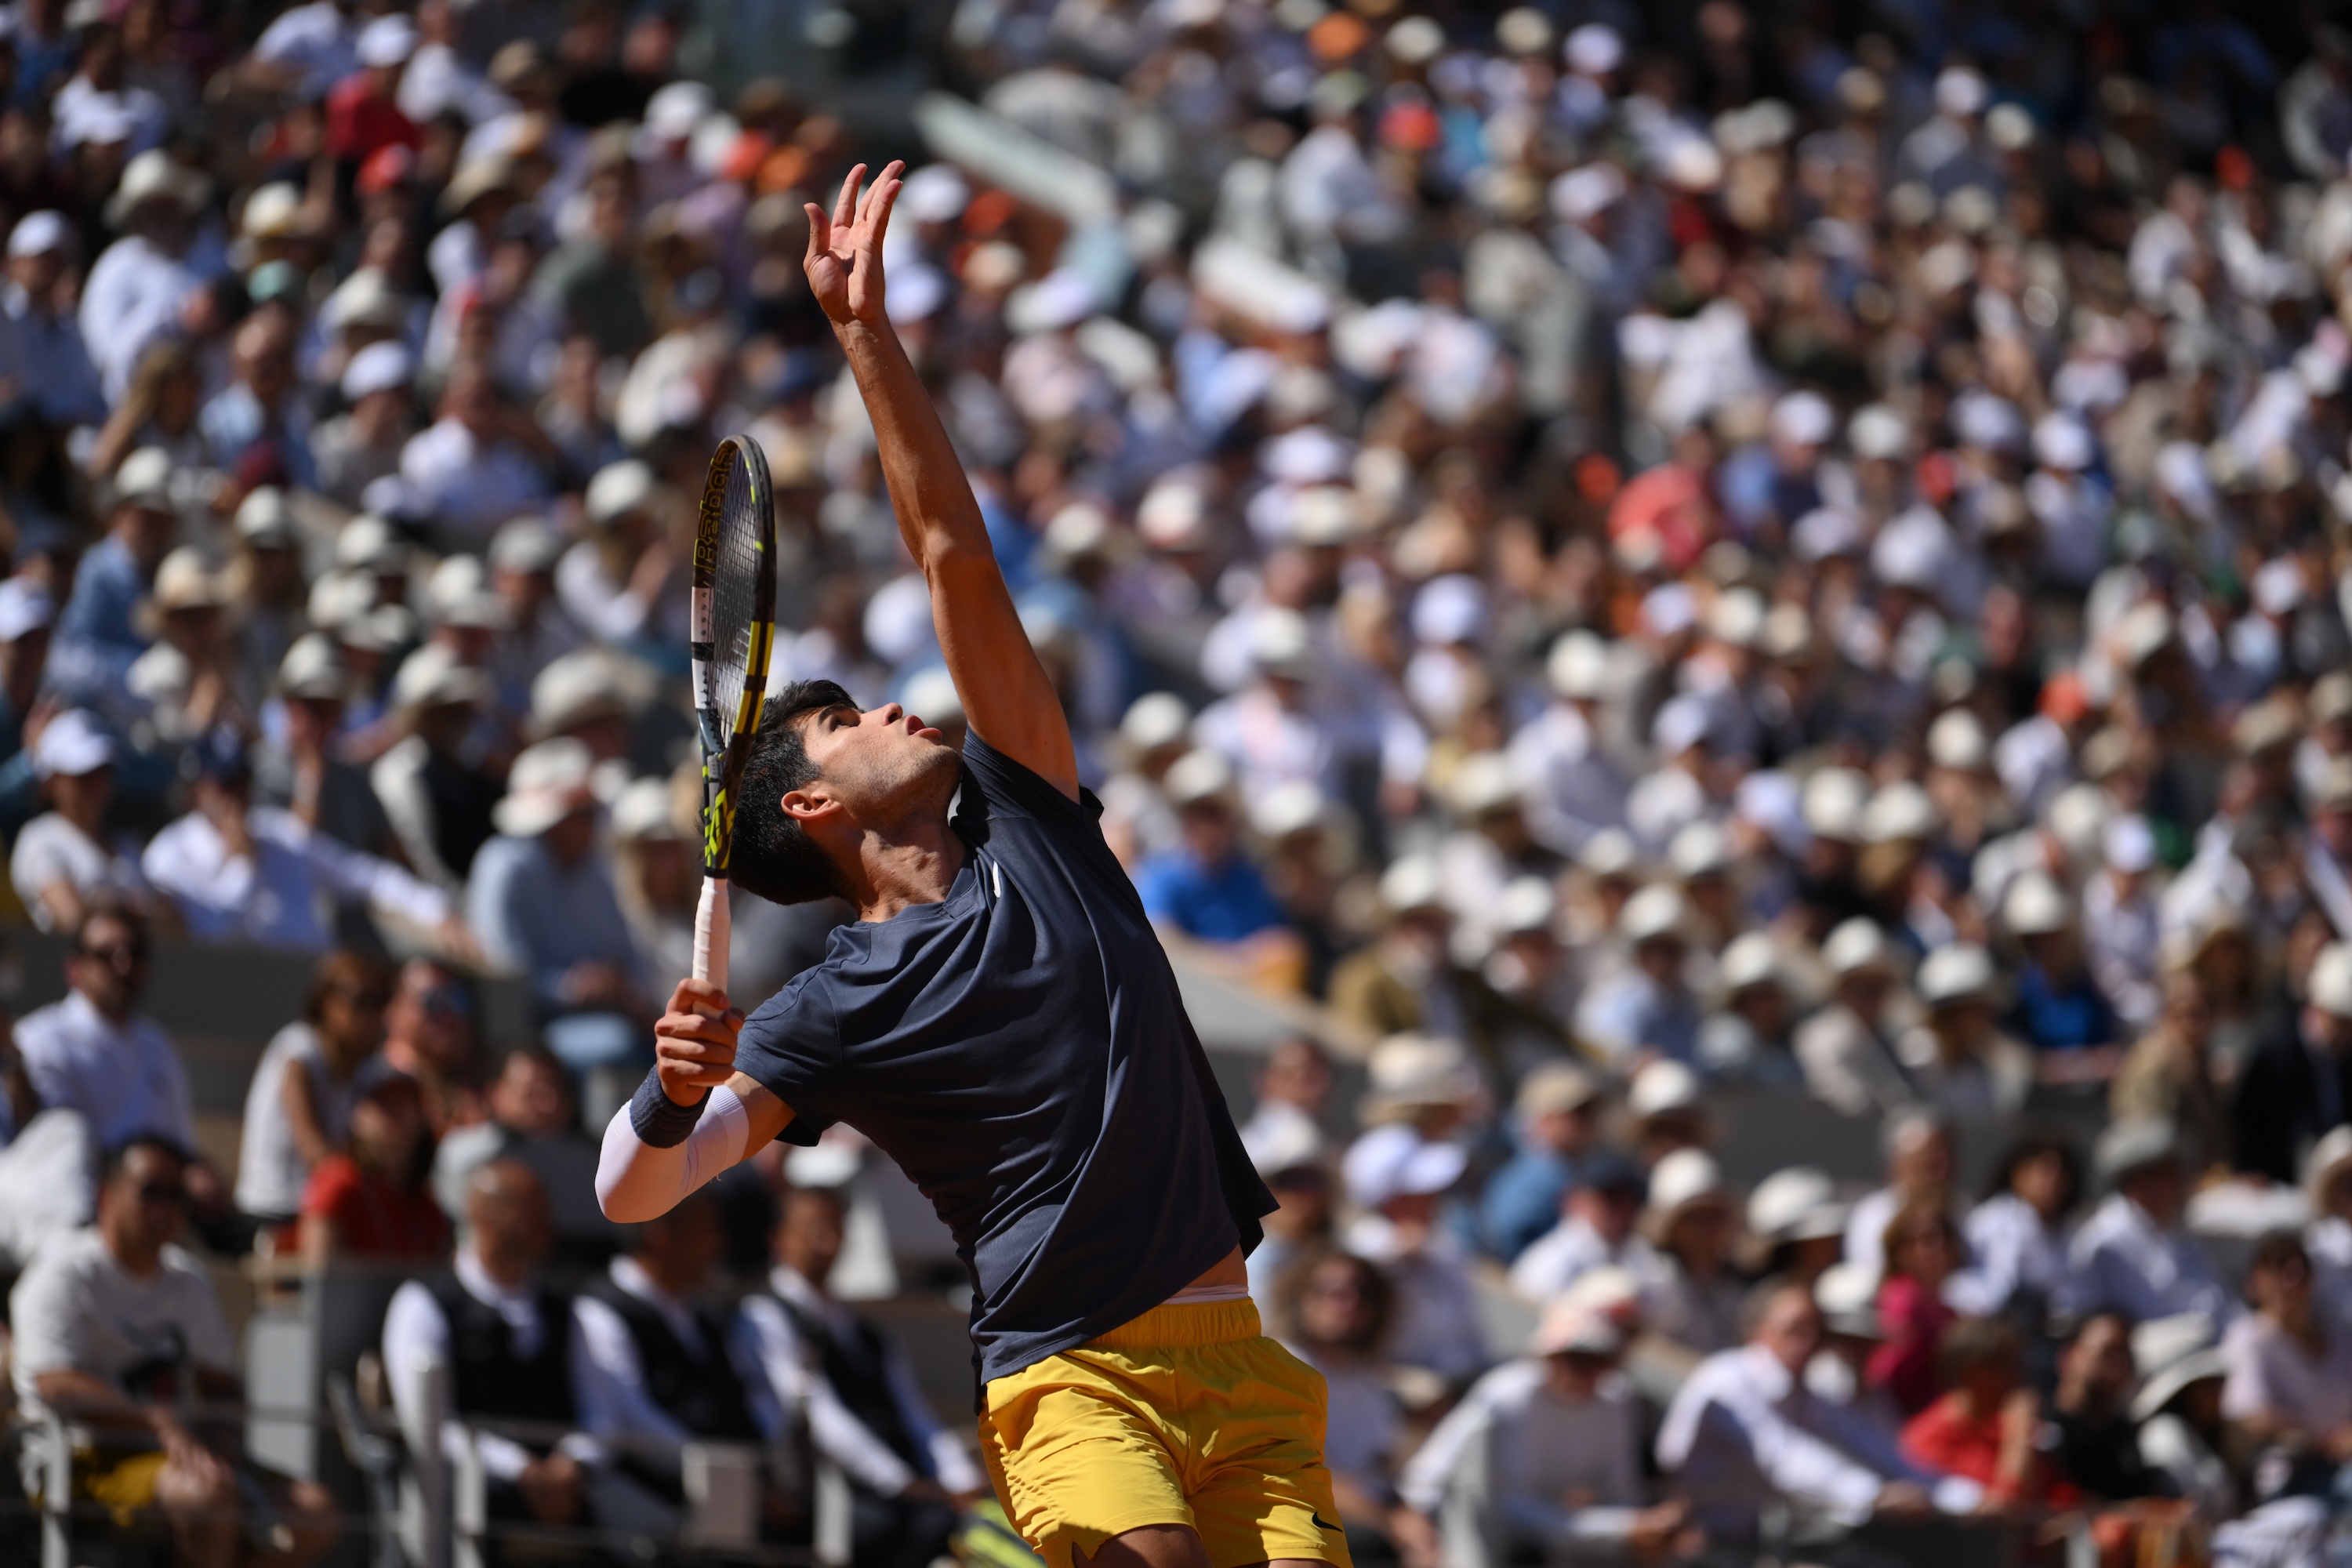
799, 701, 962, 822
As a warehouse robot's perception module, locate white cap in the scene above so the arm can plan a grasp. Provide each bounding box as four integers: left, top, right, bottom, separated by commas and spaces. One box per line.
111, 447, 175, 510
1951, 390, 2024, 452
495, 737, 597, 837
33, 709, 113, 777
1119, 691, 1192, 753
1771, 391, 1836, 448
490, 517, 564, 575
531, 648, 633, 736
611, 776, 684, 843
1918, 943, 1995, 1007
0, 577, 53, 641
1823, 916, 1893, 977
1495, 877, 1556, 938
1926, 710, 1987, 771
342, 339, 414, 401
1934, 65, 1988, 117
1802, 768, 1870, 840
1719, 931, 1782, 993
2252, 557, 2305, 618
1847, 403, 1910, 462
1412, 575, 1486, 646
1343, 1124, 1468, 1209
1669, 819, 1730, 880
1628, 1058, 1703, 1120
1791, 506, 1862, 561
1748, 1167, 1846, 1243
241, 181, 305, 240
1163, 749, 1235, 808
2003, 869, 2071, 936
2105, 815, 2158, 874
336, 514, 408, 575
151, 546, 223, 611
1816, 1261, 1884, 1337
234, 485, 299, 546
1563, 22, 1623, 74
1861, 781, 1936, 844
1290, 485, 1361, 546
7, 210, 67, 257
356, 13, 417, 67
1529, 1296, 1628, 1358
2312, 943, 2352, 1021
2033, 412, 2094, 471
1620, 883, 1686, 944
586, 459, 659, 525
887, 263, 948, 326
278, 632, 349, 701
1251, 780, 1327, 840
1138, 482, 1210, 550
1449, 751, 1520, 818
1548, 630, 1610, 700
1652, 693, 1713, 757
1646, 1147, 1728, 1219
1250, 608, 1316, 679
1006, 268, 1096, 334
898, 164, 971, 224
391, 642, 492, 711
644, 79, 714, 140
899, 665, 964, 729
1550, 162, 1626, 223
1578, 827, 1641, 880
1706, 588, 1766, 649
1378, 853, 1446, 915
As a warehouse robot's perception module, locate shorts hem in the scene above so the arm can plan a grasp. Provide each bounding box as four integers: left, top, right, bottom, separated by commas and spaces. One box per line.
1032, 1508, 1205, 1568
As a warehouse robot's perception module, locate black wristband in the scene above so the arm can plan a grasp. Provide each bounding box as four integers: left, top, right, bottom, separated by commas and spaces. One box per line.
629, 1065, 707, 1148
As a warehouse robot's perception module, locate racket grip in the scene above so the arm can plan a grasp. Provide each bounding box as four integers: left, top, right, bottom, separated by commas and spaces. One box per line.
693, 877, 731, 990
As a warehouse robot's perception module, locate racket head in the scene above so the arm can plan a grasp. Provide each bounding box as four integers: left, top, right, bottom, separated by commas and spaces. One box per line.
692, 434, 779, 878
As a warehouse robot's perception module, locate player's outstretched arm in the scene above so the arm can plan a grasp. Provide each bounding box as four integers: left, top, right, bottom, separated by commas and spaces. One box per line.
595, 977, 797, 1221
805, 162, 1080, 801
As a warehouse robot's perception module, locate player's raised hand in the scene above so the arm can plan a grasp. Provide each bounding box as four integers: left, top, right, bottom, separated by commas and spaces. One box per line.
654, 976, 743, 1105
804, 160, 904, 327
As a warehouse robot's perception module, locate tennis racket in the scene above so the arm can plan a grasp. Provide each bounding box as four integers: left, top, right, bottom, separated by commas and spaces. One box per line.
691, 434, 778, 991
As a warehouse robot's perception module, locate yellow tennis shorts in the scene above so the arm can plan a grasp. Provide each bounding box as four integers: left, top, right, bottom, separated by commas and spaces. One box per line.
978, 1298, 1354, 1568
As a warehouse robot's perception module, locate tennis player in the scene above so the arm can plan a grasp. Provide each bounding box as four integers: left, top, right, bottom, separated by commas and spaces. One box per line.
595, 162, 1351, 1568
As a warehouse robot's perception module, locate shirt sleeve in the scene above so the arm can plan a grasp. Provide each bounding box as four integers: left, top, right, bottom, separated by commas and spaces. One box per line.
731, 980, 838, 1148
291, 813, 452, 929
8, 1250, 89, 1390
734, 1294, 917, 1495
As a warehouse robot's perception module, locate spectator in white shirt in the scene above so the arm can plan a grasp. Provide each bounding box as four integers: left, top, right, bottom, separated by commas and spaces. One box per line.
1403, 1295, 1686, 1568
15, 902, 192, 1154
738, 1185, 982, 1568
570, 1189, 763, 1523
382, 1160, 594, 1532
556, 459, 681, 648
10, 709, 155, 934
9, 1134, 336, 1568
1657, 1277, 1984, 1544
1952, 1134, 2082, 1323
2070, 1118, 2237, 1327
143, 725, 462, 954
1275, 1249, 1427, 1565
1508, 629, 1631, 857
397, 355, 554, 548
2220, 1231, 2352, 1470
1508, 1150, 1657, 1304
1643, 1148, 1748, 1359
78, 149, 212, 405
234, 949, 390, 1225
1845, 1109, 1960, 1283
1341, 1121, 1488, 1380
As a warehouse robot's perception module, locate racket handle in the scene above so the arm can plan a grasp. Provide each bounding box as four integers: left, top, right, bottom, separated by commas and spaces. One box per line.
693, 877, 731, 991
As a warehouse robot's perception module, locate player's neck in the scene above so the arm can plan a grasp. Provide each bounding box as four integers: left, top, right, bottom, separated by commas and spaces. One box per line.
848, 817, 968, 924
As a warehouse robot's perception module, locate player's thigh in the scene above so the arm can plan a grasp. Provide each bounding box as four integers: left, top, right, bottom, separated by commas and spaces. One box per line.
981, 1360, 1195, 1568
1184, 1338, 1352, 1568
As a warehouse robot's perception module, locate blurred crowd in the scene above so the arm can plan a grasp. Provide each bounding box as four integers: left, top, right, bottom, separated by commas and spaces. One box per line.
0, 0, 2345, 1561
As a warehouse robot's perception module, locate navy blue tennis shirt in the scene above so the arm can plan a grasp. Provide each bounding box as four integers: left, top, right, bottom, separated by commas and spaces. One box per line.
733, 732, 1277, 1383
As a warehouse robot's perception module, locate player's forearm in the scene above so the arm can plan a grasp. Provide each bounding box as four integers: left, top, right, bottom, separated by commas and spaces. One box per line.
594, 1075, 749, 1222
833, 318, 988, 573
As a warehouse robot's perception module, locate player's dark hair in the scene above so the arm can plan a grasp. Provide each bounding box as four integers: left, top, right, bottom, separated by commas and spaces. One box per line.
730, 680, 855, 906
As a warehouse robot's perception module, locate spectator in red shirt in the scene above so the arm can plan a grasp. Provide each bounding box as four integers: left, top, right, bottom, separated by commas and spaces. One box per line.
325, 16, 420, 168
1869, 1199, 1962, 1417
299, 1064, 448, 1264
1901, 1316, 2076, 1511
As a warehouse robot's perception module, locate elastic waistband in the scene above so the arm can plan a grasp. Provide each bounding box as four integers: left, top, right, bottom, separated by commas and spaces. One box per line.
1084, 1297, 1262, 1351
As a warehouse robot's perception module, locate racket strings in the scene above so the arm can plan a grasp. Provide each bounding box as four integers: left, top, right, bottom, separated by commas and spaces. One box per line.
703, 458, 766, 743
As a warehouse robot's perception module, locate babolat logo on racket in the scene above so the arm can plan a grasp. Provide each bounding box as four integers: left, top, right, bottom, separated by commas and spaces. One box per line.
703, 789, 732, 867
694, 482, 724, 573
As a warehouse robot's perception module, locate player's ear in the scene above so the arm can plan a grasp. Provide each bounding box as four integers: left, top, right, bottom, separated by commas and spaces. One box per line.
780, 783, 837, 825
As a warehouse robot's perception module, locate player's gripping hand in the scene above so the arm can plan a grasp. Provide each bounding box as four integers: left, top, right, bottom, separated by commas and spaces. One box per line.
655, 978, 744, 1106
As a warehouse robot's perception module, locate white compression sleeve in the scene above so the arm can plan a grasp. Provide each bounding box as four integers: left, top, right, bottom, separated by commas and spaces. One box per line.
595, 1083, 749, 1221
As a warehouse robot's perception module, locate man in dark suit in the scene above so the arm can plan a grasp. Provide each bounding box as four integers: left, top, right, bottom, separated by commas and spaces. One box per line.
2233, 942, 2352, 1185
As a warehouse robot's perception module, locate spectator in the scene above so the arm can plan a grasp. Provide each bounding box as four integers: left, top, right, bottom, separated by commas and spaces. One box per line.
1795, 917, 1914, 1117
299, 1063, 447, 1264
1657, 1278, 1984, 1546
15, 902, 192, 1153
312, 339, 416, 508
434, 1044, 616, 1266
382, 1160, 593, 1534
1244, 1120, 1333, 1323
571, 1189, 760, 1520
78, 150, 209, 403
2114, 970, 2234, 1178
1276, 1250, 1422, 1563
2, 210, 106, 429
468, 735, 642, 1019
2003, 871, 2121, 1068
1137, 749, 1302, 985
2306, 1127, 2352, 1320
252, 633, 401, 858
2132, 1315, 2236, 1520
1868, 1202, 1963, 1417
2046, 1311, 2164, 1503
2220, 1232, 2352, 1486
1574, 883, 1703, 1066
1744, 1167, 1850, 1286
1402, 1296, 1680, 1568
1900, 1316, 2073, 1509
2234, 942, 2352, 1186
738, 1183, 981, 1568
2072, 1120, 2237, 1327
379, 956, 485, 1136
1904, 944, 2034, 1121
198, 307, 313, 489
53, 446, 176, 701
1509, 1149, 1655, 1305
1479, 1062, 1602, 1263
1956, 1134, 2083, 1329
610, 774, 693, 987
370, 643, 503, 894
1845, 1109, 1958, 1282
234, 948, 390, 1229
1341, 1116, 1486, 1381
11, 708, 151, 932
1697, 931, 1806, 1087
1642, 1148, 1745, 1359
10, 1133, 336, 1567
1236, 1033, 1333, 1171
143, 724, 462, 953
555, 459, 679, 648
397, 354, 554, 546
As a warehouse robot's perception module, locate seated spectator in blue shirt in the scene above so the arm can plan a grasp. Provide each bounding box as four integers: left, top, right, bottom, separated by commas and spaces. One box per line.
2002, 872, 2118, 1064
53, 447, 177, 702
1480, 1063, 1602, 1261
0, 576, 54, 832
1134, 750, 1292, 946
467, 736, 644, 1022
2, 212, 107, 430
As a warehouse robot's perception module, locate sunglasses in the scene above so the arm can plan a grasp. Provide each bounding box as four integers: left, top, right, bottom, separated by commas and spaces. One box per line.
132, 1181, 184, 1207
333, 987, 394, 1011
416, 987, 471, 1017
79, 941, 147, 966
